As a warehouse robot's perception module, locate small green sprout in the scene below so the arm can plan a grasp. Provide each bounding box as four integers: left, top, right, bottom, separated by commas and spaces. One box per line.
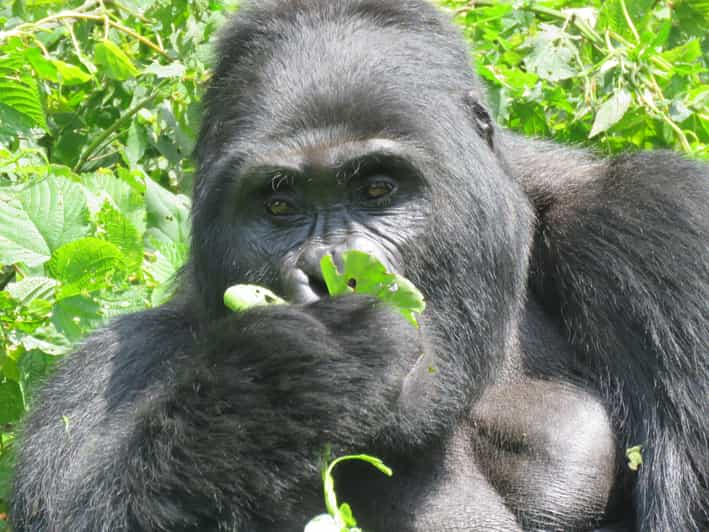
304, 453, 393, 532
626, 444, 643, 471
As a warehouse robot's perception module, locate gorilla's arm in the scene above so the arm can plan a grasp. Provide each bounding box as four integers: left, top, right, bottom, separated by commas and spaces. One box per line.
11, 297, 420, 532
503, 133, 709, 530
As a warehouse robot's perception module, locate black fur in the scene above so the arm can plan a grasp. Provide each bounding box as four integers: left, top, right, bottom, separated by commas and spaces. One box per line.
11, 1, 708, 531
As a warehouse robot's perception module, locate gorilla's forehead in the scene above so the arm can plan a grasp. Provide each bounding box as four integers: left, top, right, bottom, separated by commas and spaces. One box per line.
196, 0, 487, 191
208, 0, 478, 132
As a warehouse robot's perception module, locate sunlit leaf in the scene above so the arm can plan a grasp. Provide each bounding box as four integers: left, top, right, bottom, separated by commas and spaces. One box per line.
52, 59, 92, 85
17, 175, 91, 253
0, 57, 47, 129
47, 238, 128, 299
94, 39, 139, 81
320, 251, 425, 327
0, 197, 51, 267
590, 89, 632, 138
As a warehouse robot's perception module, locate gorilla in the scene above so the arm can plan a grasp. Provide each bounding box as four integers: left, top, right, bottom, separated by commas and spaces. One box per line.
10, 1, 708, 531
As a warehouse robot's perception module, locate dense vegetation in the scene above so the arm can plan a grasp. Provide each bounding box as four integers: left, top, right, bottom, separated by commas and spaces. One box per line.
0, 0, 706, 524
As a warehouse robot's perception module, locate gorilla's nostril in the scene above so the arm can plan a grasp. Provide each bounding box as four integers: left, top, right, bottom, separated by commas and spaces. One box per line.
309, 276, 329, 298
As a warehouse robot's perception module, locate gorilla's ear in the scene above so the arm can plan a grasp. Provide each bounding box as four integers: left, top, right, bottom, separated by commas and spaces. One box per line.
463, 91, 495, 150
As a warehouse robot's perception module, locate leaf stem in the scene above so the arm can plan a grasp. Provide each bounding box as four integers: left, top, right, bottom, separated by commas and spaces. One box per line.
619, 0, 641, 43
73, 80, 169, 172
454, 0, 603, 44
0, 8, 168, 58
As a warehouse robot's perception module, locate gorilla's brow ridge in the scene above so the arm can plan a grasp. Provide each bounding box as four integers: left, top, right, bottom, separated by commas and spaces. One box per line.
232, 139, 426, 193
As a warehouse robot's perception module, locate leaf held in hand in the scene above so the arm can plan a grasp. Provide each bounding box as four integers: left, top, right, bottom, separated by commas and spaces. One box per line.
224, 285, 286, 312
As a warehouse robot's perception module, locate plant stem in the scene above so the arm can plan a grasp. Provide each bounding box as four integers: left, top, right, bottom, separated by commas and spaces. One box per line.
0, 8, 168, 58
455, 0, 603, 44
73, 80, 169, 172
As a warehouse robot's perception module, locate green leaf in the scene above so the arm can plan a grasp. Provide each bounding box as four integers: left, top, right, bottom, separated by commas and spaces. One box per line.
96, 286, 150, 319
0, 101, 36, 136
0, 381, 24, 424
661, 39, 702, 65
47, 238, 127, 299
144, 178, 191, 244
52, 295, 103, 342
6, 277, 57, 305
320, 255, 355, 296
338, 503, 357, 527
598, 0, 626, 35
144, 61, 186, 78
94, 39, 139, 81
26, 49, 91, 85
0, 56, 47, 130
224, 285, 285, 312
589, 89, 632, 138
125, 122, 149, 167
320, 251, 425, 327
523, 27, 577, 82
96, 201, 143, 271
626, 444, 644, 471
26, 47, 59, 82
18, 175, 91, 253
144, 236, 188, 306
17, 324, 70, 356
0, 197, 51, 267
52, 59, 92, 85
82, 172, 146, 234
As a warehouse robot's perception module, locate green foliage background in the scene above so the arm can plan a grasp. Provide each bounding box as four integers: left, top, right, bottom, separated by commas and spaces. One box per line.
0, 0, 706, 524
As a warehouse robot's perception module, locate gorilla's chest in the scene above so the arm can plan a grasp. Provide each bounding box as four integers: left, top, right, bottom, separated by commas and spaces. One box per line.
333, 427, 522, 532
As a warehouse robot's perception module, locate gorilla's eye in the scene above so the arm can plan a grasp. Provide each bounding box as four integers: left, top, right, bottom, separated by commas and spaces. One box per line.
265, 198, 295, 216
365, 181, 395, 201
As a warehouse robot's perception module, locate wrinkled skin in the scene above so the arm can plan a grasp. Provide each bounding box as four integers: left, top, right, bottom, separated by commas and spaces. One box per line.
11, 1, 708, 531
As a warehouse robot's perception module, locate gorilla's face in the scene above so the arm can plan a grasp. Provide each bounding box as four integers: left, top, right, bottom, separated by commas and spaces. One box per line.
188, 2, 535, 397
217, 138, 430, 304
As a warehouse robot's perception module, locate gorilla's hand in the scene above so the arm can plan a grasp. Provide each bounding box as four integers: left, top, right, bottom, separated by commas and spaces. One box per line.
199, 295, 422, 444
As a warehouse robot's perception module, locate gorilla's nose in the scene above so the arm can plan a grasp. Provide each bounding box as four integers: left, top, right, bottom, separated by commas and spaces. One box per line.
281, 265, 326, 304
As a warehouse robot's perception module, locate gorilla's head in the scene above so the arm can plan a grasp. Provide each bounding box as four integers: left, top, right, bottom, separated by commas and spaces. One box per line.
188, 0, 534, 400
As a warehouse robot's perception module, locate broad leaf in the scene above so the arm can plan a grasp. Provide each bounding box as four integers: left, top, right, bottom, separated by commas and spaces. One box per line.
47, 238, 127, 299
320, 251, 425, 327
52, 60, 92, 85
94, 39, 139, 81
52, 295, 103, 342
0, 381, 24, 424
97, 202, 143, 271
82, 172, 147, 234
523, 26, 577, 82
144, 236, 189, 306
590, 89, 632, 138
0, 198, 51, 267
6, 277, 58, 305
18, 175, 91, 253
0, 55, 47, 130
144, 178, 191, 245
